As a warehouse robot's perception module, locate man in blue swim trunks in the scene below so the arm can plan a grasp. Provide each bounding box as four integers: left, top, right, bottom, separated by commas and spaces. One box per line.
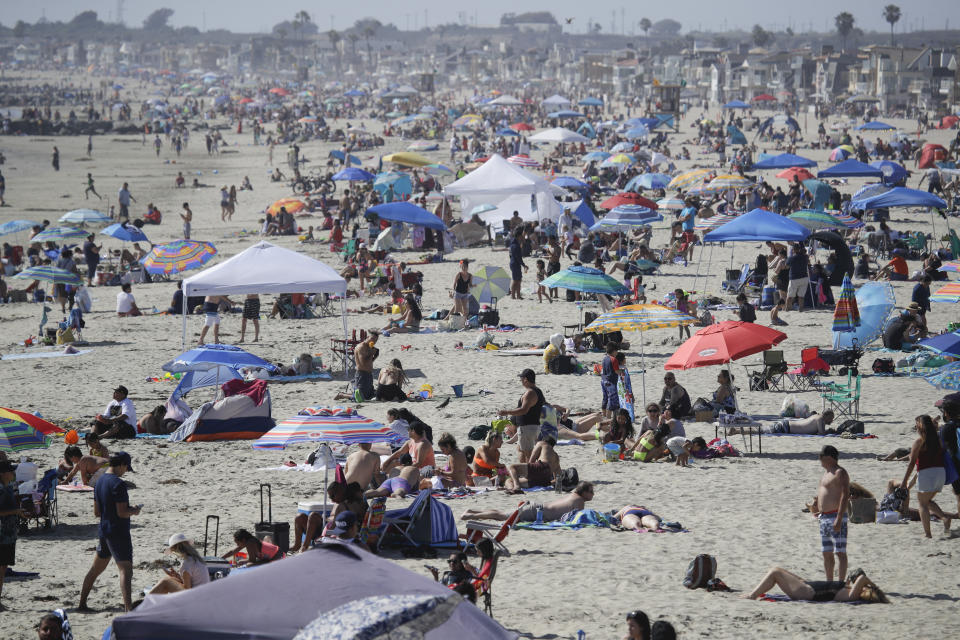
79, 451, 140, 612
365, 455, 420, 499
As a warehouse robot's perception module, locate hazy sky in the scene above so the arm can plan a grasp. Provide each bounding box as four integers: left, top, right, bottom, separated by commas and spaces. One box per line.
8, 1, 960, 35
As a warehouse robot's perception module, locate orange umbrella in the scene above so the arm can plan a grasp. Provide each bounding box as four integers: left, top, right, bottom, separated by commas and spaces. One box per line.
776, 167, 815, 182
0, 407, 63, 434
266, 198, 306, 216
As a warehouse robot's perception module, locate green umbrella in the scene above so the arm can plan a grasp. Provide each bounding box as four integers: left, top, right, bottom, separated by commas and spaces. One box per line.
540, 266, 631, 296
12, 265, 82, 286
0, 416, 51, 452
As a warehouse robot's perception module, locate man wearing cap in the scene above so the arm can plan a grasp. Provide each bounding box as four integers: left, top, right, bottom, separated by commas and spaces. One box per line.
497, 369, 546, 463
322, 510, 361, 547
0, 459, 29, 610
79, 452, 141, 612
92, 386, 138, 439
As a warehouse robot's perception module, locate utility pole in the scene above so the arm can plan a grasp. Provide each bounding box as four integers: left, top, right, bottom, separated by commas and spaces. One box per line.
116, 0, 125, 26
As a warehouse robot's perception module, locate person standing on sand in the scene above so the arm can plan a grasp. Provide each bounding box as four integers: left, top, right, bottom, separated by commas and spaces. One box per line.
84, 173, 101, 200
814, 445, 850, 582
51, 146, 59, 171
353, 329, 379, 401
0, 459, 29, 612
79, 452, 141, 612
508, 228, 528, 300
117, 183, 135, 221
180, 203, 193, 240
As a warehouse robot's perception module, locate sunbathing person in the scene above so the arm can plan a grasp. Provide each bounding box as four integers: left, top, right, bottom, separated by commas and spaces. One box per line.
612, 505, 663, 532
431, 433, 469, 489
366, 454, 421, 499
763, 410, 835, 434
381, 293, 422, 333
472, 431, 508, 483
222, 529, 281, 565
742, 566, 888, 602
504, 436, 562, 492
62, 446, 109, 486
554, 407, 635, 447
461, 481, 594, 522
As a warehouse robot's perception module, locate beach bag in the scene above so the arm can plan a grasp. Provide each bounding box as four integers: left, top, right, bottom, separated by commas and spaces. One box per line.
468, 425, 491, 441
548, 355, 575, 375
480, 308, 499, 327
835, 419, 865, 435
877, 510, 901, 524
682, 554, 717, 589
55, 327, 75, 345
872, 358, 895, 374
558, 467, 579, 491
848, 497, 877, 524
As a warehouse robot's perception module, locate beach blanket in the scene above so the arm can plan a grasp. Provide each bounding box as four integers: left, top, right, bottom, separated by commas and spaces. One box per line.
431, 487, 492, 499
4, 568, 39, 579
56, 484, 94, 492
135, 433, 172, 440
759, 594, 872, 605
515, 508, 616, 531
262, 372, 332, 383
763, 432, 876, 438
1, 349, 91, 361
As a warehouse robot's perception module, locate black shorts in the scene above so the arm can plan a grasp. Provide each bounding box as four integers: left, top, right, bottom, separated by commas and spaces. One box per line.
97, 533, 133, 563
0, 542, 15, 566
952, 478, 960, 496
115, 423, 136, 439
243, 298, 260, 319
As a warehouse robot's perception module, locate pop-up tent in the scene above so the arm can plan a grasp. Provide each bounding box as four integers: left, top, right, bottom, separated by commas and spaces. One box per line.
818, 159, 883, 178
753, 152, 817, 169
851, 187, 947, 211
366, 201, 445, 230
182, 242, 348, 355
704, 208, 811, 243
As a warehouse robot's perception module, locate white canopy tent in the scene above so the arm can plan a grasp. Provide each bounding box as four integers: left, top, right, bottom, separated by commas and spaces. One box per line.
475, 193, 565, 227
444, 154, 565, 226
182, 242, 349, 371
542, 94, 571, 107
529, 127, 591, 144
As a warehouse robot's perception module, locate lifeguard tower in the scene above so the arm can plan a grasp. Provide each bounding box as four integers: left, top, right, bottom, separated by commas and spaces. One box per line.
651, 83, 681, 132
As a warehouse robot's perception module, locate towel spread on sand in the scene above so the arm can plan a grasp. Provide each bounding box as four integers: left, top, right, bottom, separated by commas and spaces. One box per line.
56, 484, 94, 492
1, 349, 92, 361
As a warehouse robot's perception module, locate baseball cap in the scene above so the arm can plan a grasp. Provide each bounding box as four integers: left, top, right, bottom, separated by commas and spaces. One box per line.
519, 368, 536, 383
109, 451, 134, 471
329, 510, 357, 535
114, 385, 129, 396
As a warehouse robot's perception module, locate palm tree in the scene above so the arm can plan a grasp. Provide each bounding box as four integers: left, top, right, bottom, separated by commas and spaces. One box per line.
348, 33, 359, 58
834, 12, 855, 52
327, 29, 341, 72
363, 25, 375, 68
883, 4, 901, 46
294, 10, 311, 42
639, 17, 651, 37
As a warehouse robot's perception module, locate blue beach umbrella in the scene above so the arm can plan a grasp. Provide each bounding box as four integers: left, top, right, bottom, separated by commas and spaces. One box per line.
0, 220, 38, 236
59, 209, 112, 226
832, 282, 895, 348
625, 173, 671, 191
332, 167, 375, 182
101, 223, 149, 243
162, 343, 277, 374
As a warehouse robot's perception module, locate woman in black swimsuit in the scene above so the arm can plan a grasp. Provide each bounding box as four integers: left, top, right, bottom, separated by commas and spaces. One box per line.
452, 259, 472, 317
743, 567, 888, 602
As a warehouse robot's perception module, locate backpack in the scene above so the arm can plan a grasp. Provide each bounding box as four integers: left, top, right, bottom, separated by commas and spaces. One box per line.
548, 355, 575, 375
682, 554, 717, 589
834, 419, 865, 435
872, 358, 895, 374
558, 468, 579, 491
468, 425, 491, 441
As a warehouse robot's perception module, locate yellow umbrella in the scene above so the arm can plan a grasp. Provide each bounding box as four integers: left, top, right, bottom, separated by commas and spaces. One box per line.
267, 198, 306, 216
668, 169, 711, 190
383, 152, 431, 168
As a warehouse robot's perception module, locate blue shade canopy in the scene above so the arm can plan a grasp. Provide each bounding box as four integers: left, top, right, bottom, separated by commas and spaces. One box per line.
817, 159, 884, 178
162, 343, 276, 374
101, 223, 149, 243
855, 121, 896, 130
0, 220, 39, 235
832, 282, 895, 349
365, 202, 445, 231
722, 100, 750, 109
704, 208, 810, 243
331, 167, 375, 181
870, 160, 908, 185
753, 153, 818, 169
851, 187, 947, 210
547, 110, 585, 118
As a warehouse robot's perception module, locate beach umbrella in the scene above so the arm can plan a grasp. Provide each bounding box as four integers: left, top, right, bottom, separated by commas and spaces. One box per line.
852, 183, 890, 201
529, 127, 590, 144
832, 282, 895, 348
140, 240, 217, 275
669, 169, 711, 190
373, 172, 413, 198
0, 408, 62, 435
624, 127, 649, 140
586, 304, 696, 406
511, 122, 534, 131
590, 208, 662, 232
656, 197, 685, 211
832, 275, 861, 334
424, 163, 453, 176
600, 153, 635, 168
752, 94, 776, 102
856, 121, 896, 131
924, 362, 960, 391
328, 150, 363, 166
802, 179, 832, 210
495, 127, 519, 137
776, 167, 815, 182
101, 223, 149, 243
0, 416, 51, 453
828, 211, 865, 229
547, 110, 585, 118
253, 408, 404, 450
452, 114, 482, 128
917, 331, 960, 357
686, 183, 724, 198
938, 261, 960, 273
470, 266, 511, 304
268, 87, 290, 96
11, 265, 81, 286
266, 198, 306, 215
829, 146, 853, 162
506, 154, 541, 168
540, 265, 631, 296
332, 167, 375, 182
163, 343, 276, 374
665, 321, 787, 370
871, 161, 908, 185
787, 209, 844, 231
708, 174, 754, 190
31, 226, 89, 242
0, 220, 39, 236
582, 151, 611, 162
626, 173, 671, 191
931, 282, 960, 303
693, 212, 739, 232
552, 176, 590, 189
600, 193, 658, 210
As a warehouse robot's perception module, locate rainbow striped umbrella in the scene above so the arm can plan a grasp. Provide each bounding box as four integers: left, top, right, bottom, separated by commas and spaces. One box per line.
788, 209, 843, 231
668, 169, 711, 190
585, 304, 695, 333
252, 408, 404, 449
931, 282, 960, 303
12, 265, 82, 286
0, 415, 51, 452
829, 211, 864, 229
506, 155, 540, 168
32, 226, 89, 242
140, 240, 217, 275
694, 213, 738, 232
707, 174, 754, 190
832, 275, 861, 333
938, 261, 960, 273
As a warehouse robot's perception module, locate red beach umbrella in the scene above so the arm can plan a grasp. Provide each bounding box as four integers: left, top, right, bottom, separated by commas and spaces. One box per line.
664, 321, 787, 370
600, 192, 659, 210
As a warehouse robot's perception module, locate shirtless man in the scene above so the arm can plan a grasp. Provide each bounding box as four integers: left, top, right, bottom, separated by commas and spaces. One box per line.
365, 454, 420, 499
504, 437, 561, 492
382, 423, 434, 473
815, 445, 850, 582
354, 330, 379, 401
461, 481, 595, 522
434, 433, 468, 488
344, 443, 380, 490
62, 446, 109, 486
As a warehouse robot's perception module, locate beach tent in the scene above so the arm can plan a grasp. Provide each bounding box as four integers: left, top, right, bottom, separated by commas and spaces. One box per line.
851, 187, 946, 211
756, 115, 800, 137
704, 208, 810, 243
726, 125, 747, 145
169, 381, 274, 442
366, 202, 445, 230
802, 179, 832, 211
753, 153, 817, 169
918, 144, 947, 169
182, 242, 348, 354
542, 94, 571, 107
817, 159, 883, 178
576, 121, 597, 139
110, 543, 515, 640
870, 160, 908, 185
722, 100, 750, 109
444, 154, 565, 224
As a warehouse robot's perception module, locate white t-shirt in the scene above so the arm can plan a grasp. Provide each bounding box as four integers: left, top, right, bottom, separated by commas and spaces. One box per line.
116, 291, 136, 314
179, 555, 210, 587
388, 419, 410, 440
103, 398, 137, 428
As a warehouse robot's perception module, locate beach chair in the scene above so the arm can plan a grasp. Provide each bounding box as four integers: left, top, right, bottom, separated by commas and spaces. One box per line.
338, 238, 356, 263
311, 292, 334, 318
821, 374, 861, 420
359, 497, 387, 552
759, 350, 789, 391
19, 469, 58, 532
472, 551, 501, 617
788, 347, 828, 391
460, 501, 524, 556
721, 265, 750, 294
378, 489, 433, 550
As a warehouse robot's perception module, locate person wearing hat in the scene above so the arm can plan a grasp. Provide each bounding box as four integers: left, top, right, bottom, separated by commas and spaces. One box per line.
321, 510, 361, 546
497, 369, 546, 463
0, 459, 29, 610
79, 451, 140, 612
92, 386, 138, 439
148, 533, 210, 594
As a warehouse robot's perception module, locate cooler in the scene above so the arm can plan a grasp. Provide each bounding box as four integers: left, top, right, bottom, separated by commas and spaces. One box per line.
760, 286, 776, 309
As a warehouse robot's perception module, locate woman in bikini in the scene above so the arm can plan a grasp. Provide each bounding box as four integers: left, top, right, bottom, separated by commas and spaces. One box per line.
472, 431, 508, 483
742, 567, 888, 602
376, 358, 409, 402
451, 259, 473, 318
625, 424, 671, 462
382, 294, 422, 333
613, 505, 662, 532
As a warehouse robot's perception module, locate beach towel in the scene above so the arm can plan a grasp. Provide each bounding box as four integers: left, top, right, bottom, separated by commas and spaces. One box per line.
515, 508, 615, 530
759, 594, 872, 605
763, 432, 875, 438
135, 433, 171, 440
260, 372, 332, 383
4, 568, 39, 579
56, 484, 94, 492
0, 349, 91, 361
430, 487, 492, 499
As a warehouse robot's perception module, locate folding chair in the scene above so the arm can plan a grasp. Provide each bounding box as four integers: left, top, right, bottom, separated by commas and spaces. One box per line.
821, 374, 861, 420
338, 238, 356, 262
472, 551, 501, 617
359, 496, 387, 552
460, 501, 524, 556
311, 293, 334, 318
721, 264, 750, 294
760, 350, 789, 391
19, 469, 58, 533
378, 489, 433, 550
787, 347, 829, 391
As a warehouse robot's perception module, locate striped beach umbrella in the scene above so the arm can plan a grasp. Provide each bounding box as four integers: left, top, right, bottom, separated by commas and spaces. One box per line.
0, 407, 63, 435
832, 275, 861, 333
600, 153, 635, 168
668, 169, 711, 190
140, 240, 217, 275
582, 151, 611, 163
60, 208, 112, 227
267, 198, 306, 216
625, 173, 672, 191
788, 209, 843, 231
694, 213, 738, 232
687, 183, 724, 197
252, 409, 404, 449
829, 211, 864, 229
470, 266, 511, 304
424, 163, 454, 176
590, 207, 663, 232
0, 415, 51, 452
506, 155, 540, 168
585, 304, 695, 333
452, 114, 482, 128
707, 174, 754, 190
931, 282, 960, 303
938, 261, 960, 273
11, 265, 82, 286
540, 266, 631, 296
656, 197, 685, 211
833, 282, 895, 348
31, 226, 89, 242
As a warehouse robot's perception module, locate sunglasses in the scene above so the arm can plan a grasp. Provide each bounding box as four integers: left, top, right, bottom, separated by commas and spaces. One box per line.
647, 408, 660, 413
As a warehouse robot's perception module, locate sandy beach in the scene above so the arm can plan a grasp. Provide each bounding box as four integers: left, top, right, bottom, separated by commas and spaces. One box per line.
1, 70, 959, 639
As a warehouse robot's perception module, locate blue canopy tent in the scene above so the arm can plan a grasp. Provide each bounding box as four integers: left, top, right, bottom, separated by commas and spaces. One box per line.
855, 121, 896, 130
722, 100, 750, 109
870, 161, 908, 186
578, 97, 603, 107
817, 159, 883, 178
753, 153, 818, 169
704, 208, 810, 243
365, 202, 445, 230
851, 187, 947, 211
566, 200, 596, 227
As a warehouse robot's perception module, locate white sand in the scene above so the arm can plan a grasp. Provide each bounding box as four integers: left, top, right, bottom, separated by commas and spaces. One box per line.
1, 71, 958, 639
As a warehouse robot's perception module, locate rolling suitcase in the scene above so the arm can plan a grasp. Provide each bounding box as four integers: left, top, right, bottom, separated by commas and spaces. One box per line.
202, 515, 232, 580
255, 484, 290, 554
